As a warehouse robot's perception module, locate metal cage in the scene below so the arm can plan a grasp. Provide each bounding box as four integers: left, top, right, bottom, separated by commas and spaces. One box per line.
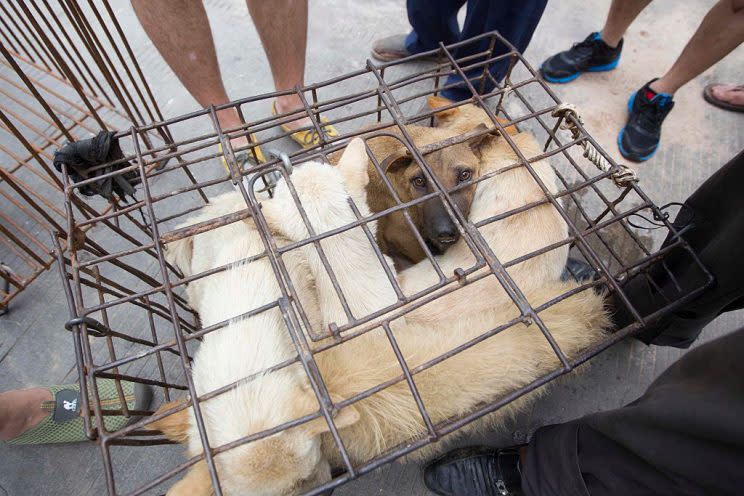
57, 31, 712, 496
0, 0, 173, 310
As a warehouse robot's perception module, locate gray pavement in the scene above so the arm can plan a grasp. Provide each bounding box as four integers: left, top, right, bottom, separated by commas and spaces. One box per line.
1, 1, 743, 495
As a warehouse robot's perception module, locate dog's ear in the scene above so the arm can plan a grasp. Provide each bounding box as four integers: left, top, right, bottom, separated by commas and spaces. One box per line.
337, 138, 370, 193
166, 461, 214, 496
147, 400, 191, 443
381, 150, 413, 174
165, 237, 194, 277
467, 123, 500, 159
427, 95, 458, 124
495, 116, 518, 136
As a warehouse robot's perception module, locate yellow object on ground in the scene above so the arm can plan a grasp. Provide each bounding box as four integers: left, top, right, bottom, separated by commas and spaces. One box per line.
272, 101, 339, 149
217, 136, 266, 175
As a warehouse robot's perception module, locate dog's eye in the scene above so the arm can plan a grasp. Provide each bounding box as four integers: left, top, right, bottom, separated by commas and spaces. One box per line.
411, 176, 426, 188
458, 170, 472, 182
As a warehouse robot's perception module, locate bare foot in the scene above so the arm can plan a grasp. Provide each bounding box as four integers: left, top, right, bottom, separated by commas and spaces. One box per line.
709, 84, 744, 106
0, 387, 52, 440
215, 108, 250, 149
274, 94, 314, 131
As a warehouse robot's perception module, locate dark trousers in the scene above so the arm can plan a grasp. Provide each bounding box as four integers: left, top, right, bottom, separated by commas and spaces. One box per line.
523, 327, 744, 496
615, 148, 744, 348
405, 0, 547, 101
523, 150, 744, 495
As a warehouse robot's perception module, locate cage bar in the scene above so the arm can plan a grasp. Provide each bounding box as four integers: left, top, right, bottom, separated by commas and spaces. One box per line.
51, 29, 712, 496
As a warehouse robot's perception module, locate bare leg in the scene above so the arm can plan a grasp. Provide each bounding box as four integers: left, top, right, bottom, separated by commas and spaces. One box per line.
131, 0, 247, 144
600, 0, 653, 48
246, 0, 310, 129
0, 388, 51, 440
651, 0, 744, 95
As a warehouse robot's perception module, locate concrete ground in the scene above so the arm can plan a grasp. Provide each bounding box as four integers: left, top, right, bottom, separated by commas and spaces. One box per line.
1, 0, 742, 495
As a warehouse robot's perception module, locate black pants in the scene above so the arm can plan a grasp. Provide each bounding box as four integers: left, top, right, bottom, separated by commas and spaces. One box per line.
405, 0, 548, 101
523, 150, 744, 496
616, 149, 744, 348
523, 327, 744, 496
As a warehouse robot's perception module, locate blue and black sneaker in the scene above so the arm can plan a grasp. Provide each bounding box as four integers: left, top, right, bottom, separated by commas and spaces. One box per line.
618, 79, 674, 162
540, 32, 622, 84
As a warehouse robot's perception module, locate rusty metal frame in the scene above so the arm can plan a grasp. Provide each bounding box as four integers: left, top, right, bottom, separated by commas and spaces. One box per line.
56, 30, 712, 496
0, 0, 182, 310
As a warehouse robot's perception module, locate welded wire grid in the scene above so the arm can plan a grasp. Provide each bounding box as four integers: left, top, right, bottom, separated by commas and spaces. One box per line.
57, 31, 712, 496
0, 0, 176, 310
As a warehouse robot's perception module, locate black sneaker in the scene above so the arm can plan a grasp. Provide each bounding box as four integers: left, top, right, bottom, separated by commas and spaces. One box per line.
618, 79, 674, 162
423, 446, 523, 496
540, 32, 622, 84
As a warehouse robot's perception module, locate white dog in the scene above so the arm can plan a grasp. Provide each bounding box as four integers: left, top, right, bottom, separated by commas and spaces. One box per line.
152, 133, 608, 495
152, 140, 382, 495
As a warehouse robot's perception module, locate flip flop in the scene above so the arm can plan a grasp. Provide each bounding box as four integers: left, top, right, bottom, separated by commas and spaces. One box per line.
272, 101, 339, 149
217, 139, 267, 176
6, 379, 153, 445
703, 84, 744, 113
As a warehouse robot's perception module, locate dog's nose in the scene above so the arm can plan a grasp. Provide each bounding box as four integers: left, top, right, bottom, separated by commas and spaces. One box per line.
437, 231, 459, 245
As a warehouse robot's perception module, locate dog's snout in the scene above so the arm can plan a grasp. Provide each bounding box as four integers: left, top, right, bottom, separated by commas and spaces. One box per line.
437, 230, 459, 245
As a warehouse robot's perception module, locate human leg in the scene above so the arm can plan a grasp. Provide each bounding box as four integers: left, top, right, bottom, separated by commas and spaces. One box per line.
424, 326, 744, 495
2, 380, 153, 445
440, 0, 548, 102
618, 0, 744, 161
613, 149, 744, 346
371, 0, 464, 61
539, 0, 651, 84
523, 326, 744, 496
599, 0, 653, 48
0, 388, 51, 441
650, 0, 744, 95
246, 0, 307, 128
131, 0, 247, 142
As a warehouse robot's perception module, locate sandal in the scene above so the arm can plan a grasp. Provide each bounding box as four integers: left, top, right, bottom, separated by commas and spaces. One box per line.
6, 379, 153, 445
272, 101, 339, 150
703, 84, 744, 113
217, 139, 266, 175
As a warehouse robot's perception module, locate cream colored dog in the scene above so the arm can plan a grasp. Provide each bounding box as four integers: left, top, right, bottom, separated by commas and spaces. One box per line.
399, 126, 569, 324
154, 141, 385, 496
152, 133, 607, 495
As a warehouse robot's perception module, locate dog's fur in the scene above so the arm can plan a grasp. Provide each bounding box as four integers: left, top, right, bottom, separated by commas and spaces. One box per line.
312, 136, 605, 468
151, 133, 608, 495
331, 124, 497, 269
153, 142, 379, 496
399, 125, 569, 323
428, 95, 520, 136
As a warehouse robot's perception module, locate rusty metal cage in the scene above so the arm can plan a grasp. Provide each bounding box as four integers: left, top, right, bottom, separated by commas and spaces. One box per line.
0, 0, 176, 310
57, 31, 712, 496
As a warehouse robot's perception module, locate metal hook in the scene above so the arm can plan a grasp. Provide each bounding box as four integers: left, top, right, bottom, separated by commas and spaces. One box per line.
268, 149, 293, 176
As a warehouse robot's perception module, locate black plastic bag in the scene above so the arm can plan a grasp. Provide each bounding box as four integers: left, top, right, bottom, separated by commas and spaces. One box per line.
53, 130, 139, 201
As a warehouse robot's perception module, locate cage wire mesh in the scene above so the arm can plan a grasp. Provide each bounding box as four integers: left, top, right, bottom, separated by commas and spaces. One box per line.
56, 31, 712, 496
0, 0, 176, 310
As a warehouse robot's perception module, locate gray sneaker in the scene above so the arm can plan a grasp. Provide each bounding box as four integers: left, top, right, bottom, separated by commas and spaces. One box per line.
371, 34, 441, 62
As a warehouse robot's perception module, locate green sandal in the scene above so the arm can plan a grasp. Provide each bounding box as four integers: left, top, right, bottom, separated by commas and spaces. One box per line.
6, 379, 153, 445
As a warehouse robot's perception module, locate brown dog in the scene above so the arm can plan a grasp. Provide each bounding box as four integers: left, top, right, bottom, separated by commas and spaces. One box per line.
332, 123, 497, 268
427, 95, 519, 135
